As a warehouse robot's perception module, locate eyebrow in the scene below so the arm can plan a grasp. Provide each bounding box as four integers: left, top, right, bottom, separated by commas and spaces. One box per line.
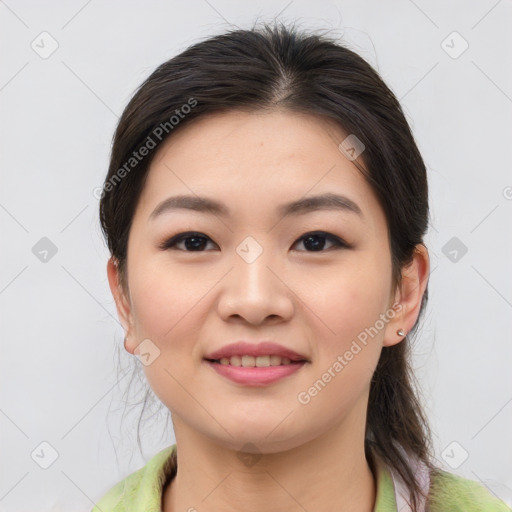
148, 192, 364, 222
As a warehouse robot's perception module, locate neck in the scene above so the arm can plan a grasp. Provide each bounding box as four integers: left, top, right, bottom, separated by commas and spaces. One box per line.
163, 414, 376, 512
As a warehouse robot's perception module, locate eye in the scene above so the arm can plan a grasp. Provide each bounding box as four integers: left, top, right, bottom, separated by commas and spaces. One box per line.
159, 231, 217, 252
292, 231, 350, 252
159, 230, 350, 252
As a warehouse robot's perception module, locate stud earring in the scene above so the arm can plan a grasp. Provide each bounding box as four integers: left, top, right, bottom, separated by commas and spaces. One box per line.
397, 329, 405, 337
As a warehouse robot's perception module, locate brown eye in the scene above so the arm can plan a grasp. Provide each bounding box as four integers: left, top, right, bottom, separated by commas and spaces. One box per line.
293, 231, 349, 252
159, 230, 350, 253
159, 232, 217, 251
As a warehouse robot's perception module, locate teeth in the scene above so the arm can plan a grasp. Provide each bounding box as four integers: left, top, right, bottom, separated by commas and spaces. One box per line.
269, 355, 283, 366
217, 355, 294, 367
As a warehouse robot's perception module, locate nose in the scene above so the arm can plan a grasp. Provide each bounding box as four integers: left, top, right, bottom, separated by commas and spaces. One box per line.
216, 245, 294, 326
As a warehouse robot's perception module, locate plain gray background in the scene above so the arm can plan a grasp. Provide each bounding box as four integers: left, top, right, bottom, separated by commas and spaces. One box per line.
1, 1, 511, 510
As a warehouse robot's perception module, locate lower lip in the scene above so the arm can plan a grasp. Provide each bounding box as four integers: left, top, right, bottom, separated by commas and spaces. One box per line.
204, 360, 307, 386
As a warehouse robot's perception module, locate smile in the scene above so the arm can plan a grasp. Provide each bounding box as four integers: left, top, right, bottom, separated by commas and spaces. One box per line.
204, 358, 308, 386
207, 354, 306, 367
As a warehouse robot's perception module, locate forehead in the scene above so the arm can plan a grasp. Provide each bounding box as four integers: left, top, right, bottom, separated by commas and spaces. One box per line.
134, 109, 385, 231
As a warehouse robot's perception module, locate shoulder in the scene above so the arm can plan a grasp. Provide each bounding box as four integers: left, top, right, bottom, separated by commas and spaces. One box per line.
91, 444, 177, 512
428, 468, 512, 511
90, 466, 145, 512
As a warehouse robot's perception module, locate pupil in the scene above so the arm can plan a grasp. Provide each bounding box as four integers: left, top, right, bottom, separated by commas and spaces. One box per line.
185, 236, 206, 251
304, 234, 325, 251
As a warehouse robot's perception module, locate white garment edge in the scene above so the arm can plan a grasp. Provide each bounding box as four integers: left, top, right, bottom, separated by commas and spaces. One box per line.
390, 457, 430, 512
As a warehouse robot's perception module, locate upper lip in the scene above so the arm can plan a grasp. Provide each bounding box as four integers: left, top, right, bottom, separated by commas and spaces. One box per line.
204, 341, 309, 362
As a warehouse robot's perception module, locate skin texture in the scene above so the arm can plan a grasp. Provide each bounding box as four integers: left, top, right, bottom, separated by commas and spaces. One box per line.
107, 109, 429, 512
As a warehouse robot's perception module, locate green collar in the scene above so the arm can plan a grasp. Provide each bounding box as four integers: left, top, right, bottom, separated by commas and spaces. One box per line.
371, 452, 400, 511
101, 444, 400, 512
92, 443, 512, 512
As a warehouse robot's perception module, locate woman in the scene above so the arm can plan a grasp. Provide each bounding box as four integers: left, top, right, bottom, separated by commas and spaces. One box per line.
93, 22, 510, 512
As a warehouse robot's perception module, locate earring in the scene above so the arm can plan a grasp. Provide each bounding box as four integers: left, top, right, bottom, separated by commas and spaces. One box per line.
396, 329, 405, 337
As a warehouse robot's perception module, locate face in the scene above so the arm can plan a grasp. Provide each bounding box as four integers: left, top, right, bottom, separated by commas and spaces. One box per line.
108, 109, 409, 454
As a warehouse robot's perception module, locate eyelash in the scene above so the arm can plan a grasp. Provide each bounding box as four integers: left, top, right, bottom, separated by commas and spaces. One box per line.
158, 231, 351, 252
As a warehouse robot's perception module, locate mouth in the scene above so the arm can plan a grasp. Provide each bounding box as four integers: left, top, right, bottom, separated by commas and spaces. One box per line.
204, 341, 310, 365
204, 355, 308, 367
203, 356, 309, 386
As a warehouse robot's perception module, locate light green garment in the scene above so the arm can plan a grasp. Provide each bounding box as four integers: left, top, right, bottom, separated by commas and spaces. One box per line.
91, 444, 511, 511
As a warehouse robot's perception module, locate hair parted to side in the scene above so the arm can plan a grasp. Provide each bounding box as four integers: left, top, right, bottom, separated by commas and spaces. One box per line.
99, 20, 434, 510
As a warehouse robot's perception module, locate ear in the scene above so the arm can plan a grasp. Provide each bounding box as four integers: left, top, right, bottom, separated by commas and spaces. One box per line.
106, 257, 136, 354
383, 244, 430, 348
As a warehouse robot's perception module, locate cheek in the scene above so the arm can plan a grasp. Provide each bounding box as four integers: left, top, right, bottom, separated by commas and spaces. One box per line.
298, 260, 390, 340
128, 263, 206, 409
129, 258, 209, 340
127, 257, 217, 379
294, 284, 387, 422
296, 257, 391, 390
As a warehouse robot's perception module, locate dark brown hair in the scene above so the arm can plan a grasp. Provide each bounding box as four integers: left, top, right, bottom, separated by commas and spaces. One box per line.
99, 21, 434, 510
